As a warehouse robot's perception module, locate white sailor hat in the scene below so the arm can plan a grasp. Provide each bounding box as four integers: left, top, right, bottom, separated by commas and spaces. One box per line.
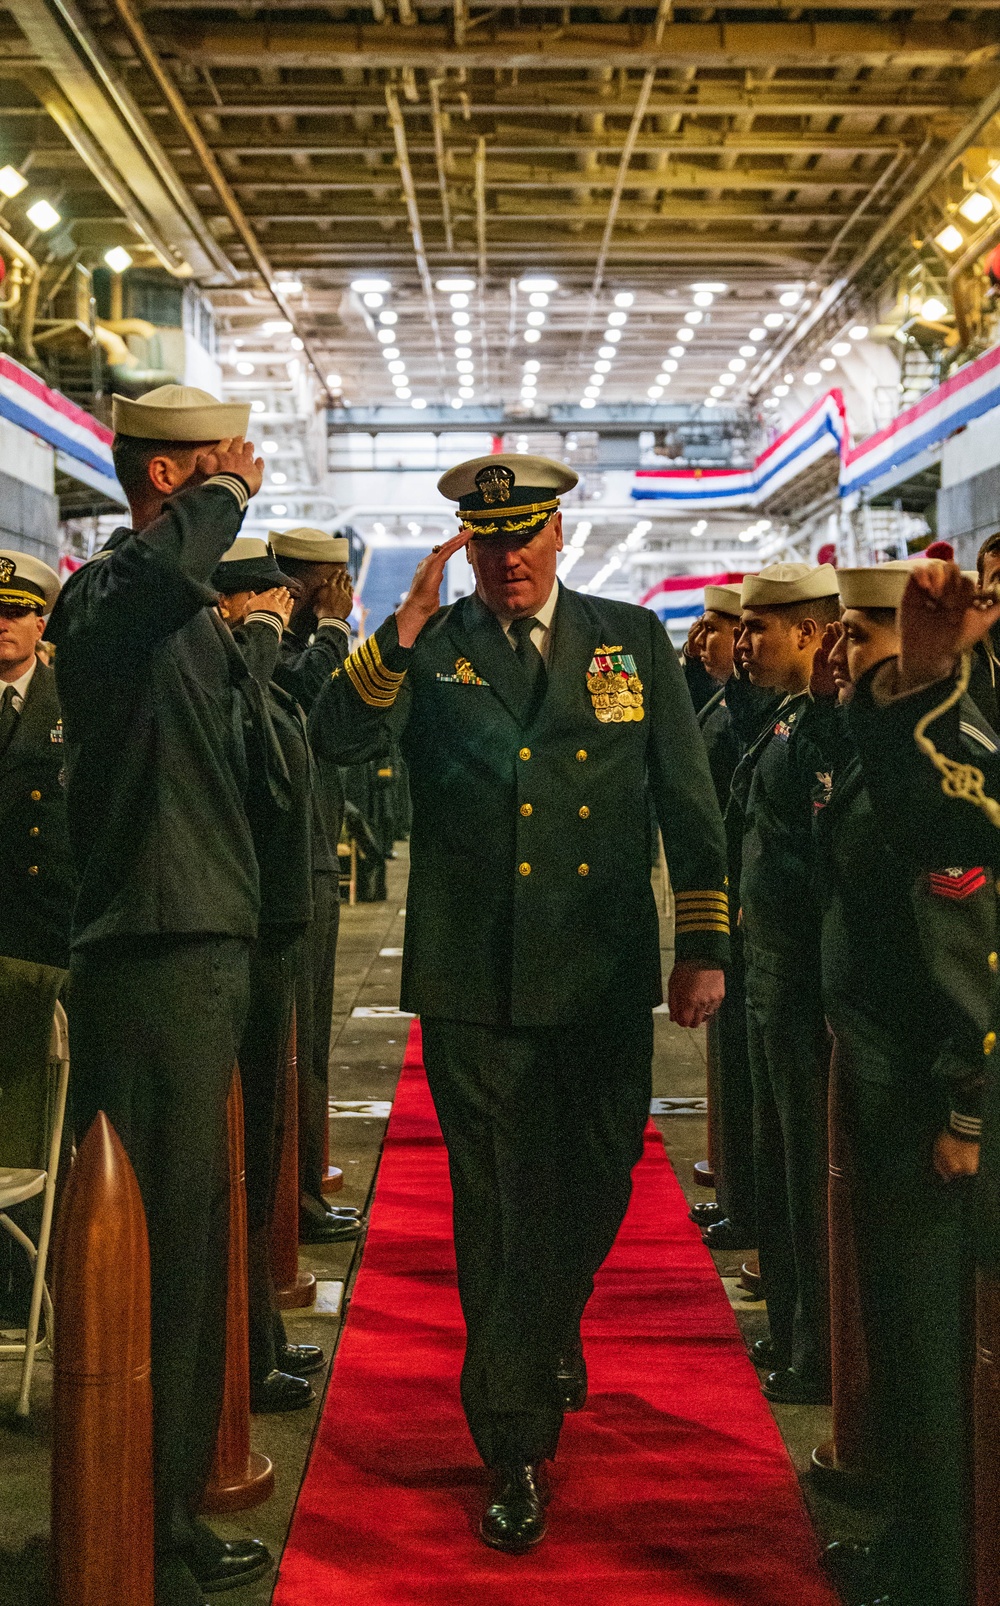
111, 384, 251, 442
438, 453, 578, 538
837, 560, 924, 611
270, 527, 350, 564
741, 562, 840, 607
0, 549, 60, 613
703, 582, 744, 616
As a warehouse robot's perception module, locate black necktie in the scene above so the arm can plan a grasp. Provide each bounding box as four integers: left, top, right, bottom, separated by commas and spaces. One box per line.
0, 684, 18, 756
509, 616, 547, 709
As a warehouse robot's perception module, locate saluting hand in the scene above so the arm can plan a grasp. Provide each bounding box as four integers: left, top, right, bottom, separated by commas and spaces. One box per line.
195, 437, 265, 499
898, 561, 1000, 692
252, 585, 295, 629
315, 569, 354, 621
395, 530, 469, 648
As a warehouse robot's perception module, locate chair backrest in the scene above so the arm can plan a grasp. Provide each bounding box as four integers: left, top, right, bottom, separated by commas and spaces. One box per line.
0, 956, 67, 1170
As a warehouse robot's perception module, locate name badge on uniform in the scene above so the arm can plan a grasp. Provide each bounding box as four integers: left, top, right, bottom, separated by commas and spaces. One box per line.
436, 655, 488, 686
50, 720, 63, 744
587, 645, 644, 724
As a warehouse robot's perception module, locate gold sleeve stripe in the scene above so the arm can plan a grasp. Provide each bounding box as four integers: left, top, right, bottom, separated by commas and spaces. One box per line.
675, 894, 729, 907
675, 918, 731, 935
675, 901, 730, 917
676, 889, 729, 903
344, 637, 407, 708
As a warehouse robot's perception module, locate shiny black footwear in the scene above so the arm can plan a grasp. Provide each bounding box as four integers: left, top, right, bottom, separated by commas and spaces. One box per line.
278, 1341, 326, 1375
298, 1214, 362, 1245
751, 1337, 788, 1369
762, 1368, 831, 1406
249, 1368, 316, 1413
188, 1538, 272, 1594
556, 1349, 588, 1412
481, 1463, 548, 1554
689, 1202, 724, 1226
702, 1218, 756, 1251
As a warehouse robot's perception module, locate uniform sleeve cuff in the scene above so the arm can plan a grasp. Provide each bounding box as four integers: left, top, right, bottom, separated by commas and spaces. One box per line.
317, 617, 351, 636
245, 610, 283, 638
950, 1111, 982, 1142
674, 931, 731, 971
203, 473, 251, 512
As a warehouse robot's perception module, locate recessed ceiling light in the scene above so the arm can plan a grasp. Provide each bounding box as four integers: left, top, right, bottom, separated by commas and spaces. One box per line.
605, 328, 622, 343
729, 357, 747, 372
959, 192, 993, 225
528, 292, 549, 308
0, 165, 27, 198
647, 384, 664, 398
831, 341, 852, 356
692, 292, 714, 308
580, 397, 596, 408
26, 199, 61, 231
589, 373, 605, 386
271, 504, 287, 515
773, 384, 789, 396
379, 310, 398, 325
451, 397, 464, 409
763, 313, 785, 328
452, 311, 471, 326
290, 337, 303, 351
656, 374, 672, 387
763, 398, 780, 410
599, 345, 617, 360
819, 357, 837, 371
104, 246, 133, 273
351, 277, 391, 292
783, 372, 796, 383
719, 373, 736, 386
594, 360, 611, 373
684, 310, 704, 325
935, 224, 964, 254
236, 360, 255, 375
739, 344, 757, 358
396, 387, 412, 398
382, 346, 400, 360
458, 386, 474, 398
519, 276, 559, 292
676, 328, 695, 342
779, 290, 801, 307
661, 359, 678, 372
450, 292, 470, 308
363, 291, 384, 308
272, 471, 287, 484
436, 277, 476, 291
523, 359, 541, 372
584, 386, 601, 398
614, 291, 635, 307
388, 360, 406, 373
377, 329, 396, 343
920, 296, 949, 321
606, 311, 628, 327
691, 282, 727, 293
668, 345, 685, 358
748, 327, 766, 341
526, 311, 546, 327
803, 371, 822, 385
262, 439, 278, 453
710, 386, 725, 398
849, 325, 869, 340
411, 398, 428, 409
703, 397, 718, 408
524, 328, 541, 343
251, 399, 267, 413
325, 374, 341, 389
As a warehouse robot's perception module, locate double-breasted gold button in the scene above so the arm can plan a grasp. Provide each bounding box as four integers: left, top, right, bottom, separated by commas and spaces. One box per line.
576, 749, 587, 762
30, 789, 41, 802
519, 747, 531, 761
519, 862, 531, 876
520, 803, 533, 817
29, 826, 39, 838
579, 806, 590, 819
990, 952, 999, 975
578, 863, 589, 876
985, 1031, 997, 1056
28, 865, 39, 876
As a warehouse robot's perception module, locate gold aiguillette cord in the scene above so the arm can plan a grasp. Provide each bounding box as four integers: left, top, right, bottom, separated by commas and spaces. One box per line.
913, 651, 1000, 829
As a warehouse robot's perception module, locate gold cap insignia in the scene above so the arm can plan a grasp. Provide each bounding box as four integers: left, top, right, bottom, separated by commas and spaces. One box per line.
475, 464, 514, 505
0, 558, 15, 585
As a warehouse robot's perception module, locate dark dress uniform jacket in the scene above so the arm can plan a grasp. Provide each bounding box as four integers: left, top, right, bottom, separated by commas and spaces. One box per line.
310, 584, 730, 1028
272, 621, 351, 872
46, 477, 261, 946
0, 659, 75, 968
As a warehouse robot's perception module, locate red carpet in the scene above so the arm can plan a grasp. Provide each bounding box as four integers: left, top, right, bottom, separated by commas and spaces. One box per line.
274, 1025, 838, 1605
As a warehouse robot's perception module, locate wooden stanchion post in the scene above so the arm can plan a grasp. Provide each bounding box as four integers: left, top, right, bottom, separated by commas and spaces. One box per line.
975, 1267, 1000, 1606
812, 1045, 875, 1494
51, 1113, 154, 1606
202, 1070, 274, 1513
271, 1010, 317, 1310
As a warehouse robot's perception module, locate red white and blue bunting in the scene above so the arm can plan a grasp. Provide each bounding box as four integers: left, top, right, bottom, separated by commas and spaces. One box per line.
640, 569, 748, 631
0, 353, 122, 502
631, 342, 1000, 512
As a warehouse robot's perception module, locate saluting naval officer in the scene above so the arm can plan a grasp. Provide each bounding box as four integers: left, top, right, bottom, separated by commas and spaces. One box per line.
308, 454, 730, 1552
0, 551, 75, 970
45, 386, 273, 1606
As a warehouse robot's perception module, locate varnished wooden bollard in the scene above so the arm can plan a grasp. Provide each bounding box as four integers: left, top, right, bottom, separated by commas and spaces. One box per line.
975, 1267, 1000, 1606
812, 1044, 875, 1492
271, 1010, 317, 1310
52, 1113, 154, 1606
202, 1070, 274, 1513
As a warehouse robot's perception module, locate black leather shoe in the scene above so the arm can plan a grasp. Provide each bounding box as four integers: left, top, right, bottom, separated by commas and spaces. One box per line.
751, 1337, 788, 1368
298, 1214, 362, 1245
250, 1368, 315, 1413
301, 1194, 359, 1221
556, 1350, 588, 1412
762, 1368, 831, 1406
189, 1538, 272, 1594
689, 1202, 724, 1226
702, 1218, 755, 1251
278, 1342, 325, 1375
481, 1463, 548, 1553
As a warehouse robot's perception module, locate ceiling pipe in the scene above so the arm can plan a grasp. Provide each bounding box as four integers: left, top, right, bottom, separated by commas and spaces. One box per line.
384, 83, 445, 377
428, 78, 455, 254
106, 0, 332, 401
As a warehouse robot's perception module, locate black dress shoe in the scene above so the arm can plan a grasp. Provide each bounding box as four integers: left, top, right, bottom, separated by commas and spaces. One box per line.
298, 1214, 362, 1245
481, 1463, 548, 1553
702, 1218, 755, 1251
556, 1351, 588, 1412
188, 1538, 272, 1594
762, 1368, 831, 1406
751, 1337, 788, 1368
689, 1202, 724, 1226
301, 1194, 360, 1221
250, 1368, 316, 1413
278, 1341, 326, 1375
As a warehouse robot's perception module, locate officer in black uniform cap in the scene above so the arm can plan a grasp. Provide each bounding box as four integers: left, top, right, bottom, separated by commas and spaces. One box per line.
308, 452, 730, 1554
46, 385, 273, 1606
0, 550, 74, 969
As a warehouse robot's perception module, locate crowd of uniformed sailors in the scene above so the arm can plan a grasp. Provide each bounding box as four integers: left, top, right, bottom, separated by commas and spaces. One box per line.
1, 377, 998, 1605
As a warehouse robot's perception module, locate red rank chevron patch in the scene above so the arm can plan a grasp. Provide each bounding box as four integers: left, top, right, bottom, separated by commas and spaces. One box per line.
927, 867, 988, 900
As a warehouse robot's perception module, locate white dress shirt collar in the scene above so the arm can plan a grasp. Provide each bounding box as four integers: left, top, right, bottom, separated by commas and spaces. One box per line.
3, 655, 37, 713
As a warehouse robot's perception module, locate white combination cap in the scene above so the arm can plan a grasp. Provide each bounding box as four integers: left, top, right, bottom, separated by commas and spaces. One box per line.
0, 549, 61, 612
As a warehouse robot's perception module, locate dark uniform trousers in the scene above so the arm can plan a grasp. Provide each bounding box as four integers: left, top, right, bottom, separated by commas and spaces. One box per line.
296, 871, 339, 1204
239, 928, 300, 1379
421, 1012, 653, 1468
745, 950, 831, 1382
69, 935, 251, 1566
709, 924, 756, 1237
838, 1036, 974, 1606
